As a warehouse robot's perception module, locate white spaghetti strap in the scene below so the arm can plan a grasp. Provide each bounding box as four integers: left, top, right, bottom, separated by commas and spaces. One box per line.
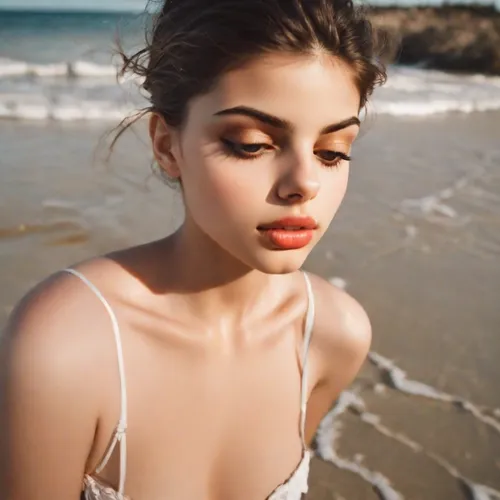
300, 272, 315, 446
63, 268, 128, 496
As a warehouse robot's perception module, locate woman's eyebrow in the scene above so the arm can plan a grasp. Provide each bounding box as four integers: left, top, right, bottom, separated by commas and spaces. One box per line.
214, 106, 290, 129
214, 106, 360, 134
320, 116, 360, 134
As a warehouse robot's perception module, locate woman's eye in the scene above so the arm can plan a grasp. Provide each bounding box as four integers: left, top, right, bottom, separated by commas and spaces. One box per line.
240, 143, 265, 154
222, 139, 272, 159
315, 150, 351, 167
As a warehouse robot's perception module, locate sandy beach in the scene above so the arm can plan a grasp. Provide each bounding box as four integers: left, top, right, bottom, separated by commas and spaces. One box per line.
1, 109, 499, 499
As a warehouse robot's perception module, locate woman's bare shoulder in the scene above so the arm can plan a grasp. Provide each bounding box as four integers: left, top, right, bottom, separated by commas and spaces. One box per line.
305, 272, 372, 390
7, 257, 120, 338
2, 256, 132, 389
0, 257, 128, 497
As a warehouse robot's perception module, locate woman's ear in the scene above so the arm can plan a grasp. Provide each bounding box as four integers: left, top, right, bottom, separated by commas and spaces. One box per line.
149, 113, 181, 179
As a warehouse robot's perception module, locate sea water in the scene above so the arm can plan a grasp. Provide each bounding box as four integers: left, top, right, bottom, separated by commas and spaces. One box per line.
1, 10, 500, 122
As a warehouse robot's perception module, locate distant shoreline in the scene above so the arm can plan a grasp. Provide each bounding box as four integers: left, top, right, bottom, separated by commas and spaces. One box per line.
0, 8, 142, 15
369, 5, 500, 75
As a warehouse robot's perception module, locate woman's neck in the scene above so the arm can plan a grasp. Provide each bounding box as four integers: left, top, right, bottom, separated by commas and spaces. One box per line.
153, 221, 283, 326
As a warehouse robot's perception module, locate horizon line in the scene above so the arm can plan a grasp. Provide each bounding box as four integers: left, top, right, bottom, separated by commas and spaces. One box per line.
0, 7, 145, 14
0, 1, 496, 14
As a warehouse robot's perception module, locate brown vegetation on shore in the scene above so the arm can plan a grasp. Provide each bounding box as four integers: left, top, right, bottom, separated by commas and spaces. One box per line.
369, 6, 500, 74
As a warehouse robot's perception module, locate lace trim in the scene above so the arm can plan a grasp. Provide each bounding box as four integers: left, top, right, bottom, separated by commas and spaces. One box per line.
267, 450, 311, 500
83, 475, 129, 500
82, 451, 310, 500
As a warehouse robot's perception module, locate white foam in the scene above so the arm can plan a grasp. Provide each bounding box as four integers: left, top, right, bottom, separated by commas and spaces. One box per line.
70, 61, 118, 78
368, 352, 500, 435
0, 94, 134, 122
315, 383, 500, 499
2, 60, 500, 122
0, 59, 30, 77
372, 66, 500, 117
400, 195, 458, 219
397, 168, 487, 226
330, 355, 500, 500
51, 102, 128, 121
0, 60, 68, 78
0, 99, 50, 120
348, 389, 500, 500
0, 56, 145, 122
0, 58, 117, 79
315, 392, 404, 500
374, 98, 500, 116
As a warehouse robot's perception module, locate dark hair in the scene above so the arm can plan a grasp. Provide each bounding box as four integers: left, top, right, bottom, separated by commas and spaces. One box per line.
113, 0, 387, 145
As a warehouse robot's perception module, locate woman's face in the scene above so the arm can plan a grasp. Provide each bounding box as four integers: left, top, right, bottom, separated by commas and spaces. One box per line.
157, 52, 361, 274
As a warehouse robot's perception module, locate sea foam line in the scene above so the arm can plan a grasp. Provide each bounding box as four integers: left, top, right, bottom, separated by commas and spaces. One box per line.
398, 167, 486, 224
343, 392, 500, 500
0, 97, 136, 122
315, 392, 404, 500
373, 98, 500, 117
0, 58, 118, 79
368, 352, 500, 435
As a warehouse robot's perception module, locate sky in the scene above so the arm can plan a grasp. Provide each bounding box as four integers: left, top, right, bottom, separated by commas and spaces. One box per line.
0, 0, 498, 11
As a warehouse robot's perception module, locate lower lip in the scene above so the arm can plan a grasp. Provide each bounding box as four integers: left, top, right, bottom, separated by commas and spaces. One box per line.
259, 229, 314, 250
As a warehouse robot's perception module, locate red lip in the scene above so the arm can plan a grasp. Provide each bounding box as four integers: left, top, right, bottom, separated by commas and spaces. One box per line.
257, 217, 317, 250
257, 216, 318, 230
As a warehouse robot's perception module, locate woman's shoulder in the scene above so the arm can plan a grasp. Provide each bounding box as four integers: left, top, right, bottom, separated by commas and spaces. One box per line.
304, 272, 372, 387
8, 241, 154, 329
3, 255, 137, 389
7, 256, 124, 333
0, 257, 133, 483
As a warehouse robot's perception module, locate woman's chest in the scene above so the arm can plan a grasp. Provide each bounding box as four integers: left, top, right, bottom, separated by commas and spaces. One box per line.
92, 337, 308, 499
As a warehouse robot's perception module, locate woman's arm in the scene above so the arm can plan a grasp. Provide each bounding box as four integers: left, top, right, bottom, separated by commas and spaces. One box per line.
1, 278, 100, 500
302, 274, 372, 444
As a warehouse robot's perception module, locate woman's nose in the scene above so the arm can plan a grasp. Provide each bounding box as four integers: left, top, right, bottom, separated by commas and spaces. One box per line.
276, 153, 320, 203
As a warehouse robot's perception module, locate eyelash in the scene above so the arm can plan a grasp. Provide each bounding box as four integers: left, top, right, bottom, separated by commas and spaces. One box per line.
221, 139, 351, 168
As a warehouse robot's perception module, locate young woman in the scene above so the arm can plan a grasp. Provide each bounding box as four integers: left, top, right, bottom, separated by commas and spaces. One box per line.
1, 0, 386, 499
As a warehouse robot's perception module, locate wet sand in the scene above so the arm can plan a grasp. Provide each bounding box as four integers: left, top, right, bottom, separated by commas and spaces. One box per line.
1, 112, 499, 499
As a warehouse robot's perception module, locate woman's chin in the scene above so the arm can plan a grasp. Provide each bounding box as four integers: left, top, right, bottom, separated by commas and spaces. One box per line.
247, 248, 311, 275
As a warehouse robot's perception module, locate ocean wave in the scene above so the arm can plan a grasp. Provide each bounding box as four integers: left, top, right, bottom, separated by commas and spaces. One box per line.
0, 58, 118, 79
2, 62, 500, 121
372, 66, 500, 117
373, 97, 500, 116
383, 67, 500, 93
0, 95, 134, 121
3, 94, 500, 122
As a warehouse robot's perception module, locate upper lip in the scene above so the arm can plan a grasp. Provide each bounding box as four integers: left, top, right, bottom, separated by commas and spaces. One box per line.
258, 216, 318, 230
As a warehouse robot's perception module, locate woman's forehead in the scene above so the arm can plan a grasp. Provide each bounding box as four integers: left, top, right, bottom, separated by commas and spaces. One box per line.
190, 52, 361, 131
